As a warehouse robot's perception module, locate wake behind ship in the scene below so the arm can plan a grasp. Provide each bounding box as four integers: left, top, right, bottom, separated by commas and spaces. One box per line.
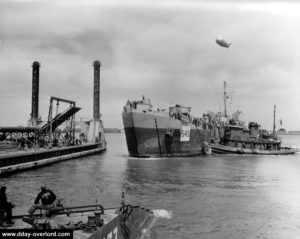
122, 97, 215, 157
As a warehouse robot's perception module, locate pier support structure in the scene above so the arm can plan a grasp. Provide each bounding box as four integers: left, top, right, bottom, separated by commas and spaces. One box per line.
29, 61, 41, 127
1, 60, 107, 151
93, 60, 101, 121
87, 60, 105, 144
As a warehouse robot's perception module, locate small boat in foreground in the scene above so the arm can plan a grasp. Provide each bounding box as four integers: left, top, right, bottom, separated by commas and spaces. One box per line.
1, 201, 156, 239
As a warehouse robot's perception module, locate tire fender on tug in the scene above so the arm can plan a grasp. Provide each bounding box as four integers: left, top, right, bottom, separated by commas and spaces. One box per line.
202, 141, 211, 155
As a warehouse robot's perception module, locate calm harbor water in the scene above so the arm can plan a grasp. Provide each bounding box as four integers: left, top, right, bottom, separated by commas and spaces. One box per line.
1, 134, 300, 239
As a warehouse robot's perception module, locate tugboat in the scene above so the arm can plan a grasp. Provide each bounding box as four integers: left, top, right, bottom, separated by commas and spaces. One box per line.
211, 119, 298, 155
210, 83, 298, 155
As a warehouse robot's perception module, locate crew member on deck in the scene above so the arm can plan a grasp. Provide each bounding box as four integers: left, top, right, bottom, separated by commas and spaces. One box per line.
0, 186, 15, 225
28, 186, 56, 217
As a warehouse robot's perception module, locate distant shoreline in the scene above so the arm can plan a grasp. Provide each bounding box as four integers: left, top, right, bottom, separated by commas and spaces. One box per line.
102, 129, 300, 135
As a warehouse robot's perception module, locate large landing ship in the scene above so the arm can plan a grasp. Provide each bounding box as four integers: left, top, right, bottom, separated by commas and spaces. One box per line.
122, 97, 216, 158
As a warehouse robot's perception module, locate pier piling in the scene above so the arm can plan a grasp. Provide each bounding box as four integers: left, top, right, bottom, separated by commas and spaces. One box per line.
30, 61, 40, 126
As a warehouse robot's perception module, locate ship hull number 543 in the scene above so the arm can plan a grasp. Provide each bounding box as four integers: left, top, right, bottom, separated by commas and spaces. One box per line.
104, 227, 118, 239
180, 125, 191, 142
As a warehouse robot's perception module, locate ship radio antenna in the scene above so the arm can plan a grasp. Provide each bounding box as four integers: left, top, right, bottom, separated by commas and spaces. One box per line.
224, 81, 228, 117
216, 81, 234, 117
221, 81, 235, 118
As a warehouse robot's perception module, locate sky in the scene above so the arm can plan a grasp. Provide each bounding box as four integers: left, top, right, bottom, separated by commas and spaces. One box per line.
1, 0, 300, 131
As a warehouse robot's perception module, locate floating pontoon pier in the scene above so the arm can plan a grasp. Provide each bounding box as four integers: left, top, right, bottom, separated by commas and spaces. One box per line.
0, 61, 106, 176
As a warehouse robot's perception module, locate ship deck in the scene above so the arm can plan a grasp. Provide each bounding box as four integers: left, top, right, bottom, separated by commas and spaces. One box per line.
0, 142, 106, 176
0, 142, 100, 158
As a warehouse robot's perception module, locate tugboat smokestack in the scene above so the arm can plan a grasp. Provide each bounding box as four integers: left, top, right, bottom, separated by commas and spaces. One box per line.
93, 60, 101, 121
31, 61, 40, 126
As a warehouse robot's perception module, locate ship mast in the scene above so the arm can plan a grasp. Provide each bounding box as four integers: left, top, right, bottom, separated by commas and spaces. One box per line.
223, 81, 228, 117
273, 104, 276, 135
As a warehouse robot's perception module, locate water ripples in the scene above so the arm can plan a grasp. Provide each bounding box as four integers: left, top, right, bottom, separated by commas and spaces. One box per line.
2, 134, 300, 238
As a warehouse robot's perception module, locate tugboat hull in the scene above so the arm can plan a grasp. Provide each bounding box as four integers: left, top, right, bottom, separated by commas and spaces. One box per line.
211, 144, 299, 155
